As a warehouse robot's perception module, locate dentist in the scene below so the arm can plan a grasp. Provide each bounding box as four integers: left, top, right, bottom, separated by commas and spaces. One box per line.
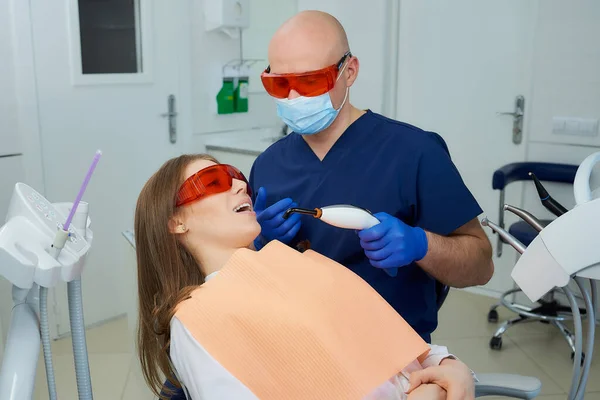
249, 10, 494, 343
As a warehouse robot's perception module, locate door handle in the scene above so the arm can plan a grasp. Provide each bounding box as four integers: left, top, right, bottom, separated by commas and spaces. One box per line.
161, 95, 177, 144
497, 95, 525, 144
496, 110, 523, 118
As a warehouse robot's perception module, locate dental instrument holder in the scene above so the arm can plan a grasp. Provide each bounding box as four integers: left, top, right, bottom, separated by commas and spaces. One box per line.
0, 183, 93, 400
482, 152, 600, 400
284, 205, 399, 277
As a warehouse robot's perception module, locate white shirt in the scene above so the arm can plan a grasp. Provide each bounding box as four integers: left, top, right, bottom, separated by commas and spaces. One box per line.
169, 271, 458, 400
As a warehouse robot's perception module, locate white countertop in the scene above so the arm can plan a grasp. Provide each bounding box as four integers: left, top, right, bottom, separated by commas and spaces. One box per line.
199, 127, 288, 156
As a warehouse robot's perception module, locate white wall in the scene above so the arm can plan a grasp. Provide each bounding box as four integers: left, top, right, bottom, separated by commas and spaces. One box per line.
0, 0, 20, 156
0, 0, 21, 355
191, 0, 297, 137
521, 1, 600, 314
528, 0, 600, 148
191, 0, 392, 143
522, 0, 600, 234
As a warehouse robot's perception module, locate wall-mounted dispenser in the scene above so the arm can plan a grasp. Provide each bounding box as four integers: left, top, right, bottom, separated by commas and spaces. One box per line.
216, 61, 259, 115
204, 0, 250, 38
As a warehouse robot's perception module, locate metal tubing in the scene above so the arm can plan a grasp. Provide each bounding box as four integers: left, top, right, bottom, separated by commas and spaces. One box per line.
0, 287, 41, 400
503, 204, 545, 232
481, 218, 527, 254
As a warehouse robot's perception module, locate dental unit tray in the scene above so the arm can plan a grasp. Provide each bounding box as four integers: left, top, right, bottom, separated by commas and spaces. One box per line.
284, 205, 399, 277
511, 154, 600, 304
481, 151, 600, 400
0, 150, 100, 400
0, 183, 92, 289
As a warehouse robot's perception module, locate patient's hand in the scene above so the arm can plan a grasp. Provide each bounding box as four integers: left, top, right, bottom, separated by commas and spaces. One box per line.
406, 383, 446, 400
406, 358, 474, 400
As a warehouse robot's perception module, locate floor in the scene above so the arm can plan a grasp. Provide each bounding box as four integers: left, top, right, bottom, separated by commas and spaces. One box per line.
32, 290, 600, 399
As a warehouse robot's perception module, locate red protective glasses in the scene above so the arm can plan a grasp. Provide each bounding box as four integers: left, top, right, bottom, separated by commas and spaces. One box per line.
261, 51, 352, 99
176, 164, 251, 207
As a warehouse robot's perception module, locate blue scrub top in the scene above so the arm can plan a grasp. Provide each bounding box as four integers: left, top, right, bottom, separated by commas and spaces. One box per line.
249, 110, 483, 343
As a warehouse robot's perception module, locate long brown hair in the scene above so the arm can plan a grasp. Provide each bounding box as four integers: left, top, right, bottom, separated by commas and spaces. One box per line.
134, 154, 218, 398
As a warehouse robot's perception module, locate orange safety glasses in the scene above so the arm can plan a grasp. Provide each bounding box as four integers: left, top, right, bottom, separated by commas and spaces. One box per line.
176, 164, 251, 207
261, 51, 352, 99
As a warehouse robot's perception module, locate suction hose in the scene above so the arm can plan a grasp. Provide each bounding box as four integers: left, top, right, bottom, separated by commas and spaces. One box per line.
41, 229, 70, 400
39, 286, 58, 400
69, 202, 93, 399
562, 286, 583, 400
68, 279, 93, 399
573, 277, 596, 400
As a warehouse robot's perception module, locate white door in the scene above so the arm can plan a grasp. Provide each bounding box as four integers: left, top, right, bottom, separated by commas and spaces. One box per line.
29, 0, 191, 337
395, 1, 537, 296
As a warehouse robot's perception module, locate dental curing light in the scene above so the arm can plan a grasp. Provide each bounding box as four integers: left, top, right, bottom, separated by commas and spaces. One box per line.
0, 150, 101, 400
284, 205, 398, 277
482, 151, 600, 400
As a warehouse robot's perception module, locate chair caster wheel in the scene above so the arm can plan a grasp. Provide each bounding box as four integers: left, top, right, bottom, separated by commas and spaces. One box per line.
571, 352, 585, 366
490, 336, 503, 350
487, 309, 499, 323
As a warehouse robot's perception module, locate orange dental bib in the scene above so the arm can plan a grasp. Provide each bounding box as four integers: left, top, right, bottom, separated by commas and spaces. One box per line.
175, 241, 429, 399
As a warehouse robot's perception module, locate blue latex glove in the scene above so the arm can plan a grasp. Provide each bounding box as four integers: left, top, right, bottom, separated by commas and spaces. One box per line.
253, 187, 302, 250
358, 212, 429, 273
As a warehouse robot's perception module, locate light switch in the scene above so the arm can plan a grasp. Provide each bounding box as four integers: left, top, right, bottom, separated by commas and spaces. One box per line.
552, 117, 599, 137
566, 119, 579, 133
552, 117, 565, 132
581, 119, 599, 136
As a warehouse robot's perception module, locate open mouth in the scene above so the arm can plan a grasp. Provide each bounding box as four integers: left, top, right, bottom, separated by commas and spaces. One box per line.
233, 202, 253, 213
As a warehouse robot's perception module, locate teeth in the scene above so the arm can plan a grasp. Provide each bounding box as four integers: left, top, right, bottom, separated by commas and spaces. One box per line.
234, 202, 251, 212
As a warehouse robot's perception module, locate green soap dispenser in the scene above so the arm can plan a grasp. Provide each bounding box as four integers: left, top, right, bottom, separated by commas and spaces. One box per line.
216, 77, 235, 114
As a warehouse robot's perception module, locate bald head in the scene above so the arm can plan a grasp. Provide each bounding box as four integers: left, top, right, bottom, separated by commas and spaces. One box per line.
268, 10, 350, 74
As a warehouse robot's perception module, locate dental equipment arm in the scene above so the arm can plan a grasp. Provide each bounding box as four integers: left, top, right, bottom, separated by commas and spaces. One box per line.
503, 205, 545, 232
42, 150, 100, 400
486, 152, 600, 400
573, 152, 600, 204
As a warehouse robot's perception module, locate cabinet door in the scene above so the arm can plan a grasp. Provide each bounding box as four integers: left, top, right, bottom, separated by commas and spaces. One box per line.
0, 155, 25, 348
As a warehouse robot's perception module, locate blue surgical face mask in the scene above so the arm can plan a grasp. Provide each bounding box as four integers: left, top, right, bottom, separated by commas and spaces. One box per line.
274, 64, 349, 135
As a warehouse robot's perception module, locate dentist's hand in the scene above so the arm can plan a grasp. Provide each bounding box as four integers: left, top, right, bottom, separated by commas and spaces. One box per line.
253, 187, 302, 250
358, 212, 429, 270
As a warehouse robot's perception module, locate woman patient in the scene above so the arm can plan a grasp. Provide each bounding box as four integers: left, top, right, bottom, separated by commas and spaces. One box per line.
134, 154, 475, 400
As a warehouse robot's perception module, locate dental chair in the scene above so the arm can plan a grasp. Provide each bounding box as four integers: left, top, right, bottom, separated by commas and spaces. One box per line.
488, 162, 583, 358
157, 282, 542, 399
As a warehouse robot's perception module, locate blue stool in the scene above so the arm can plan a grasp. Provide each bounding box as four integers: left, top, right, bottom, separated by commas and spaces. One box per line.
488, 162, 586, 361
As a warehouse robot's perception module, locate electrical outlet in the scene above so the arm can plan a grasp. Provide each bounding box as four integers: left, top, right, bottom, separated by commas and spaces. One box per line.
552, 117, 599, 137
